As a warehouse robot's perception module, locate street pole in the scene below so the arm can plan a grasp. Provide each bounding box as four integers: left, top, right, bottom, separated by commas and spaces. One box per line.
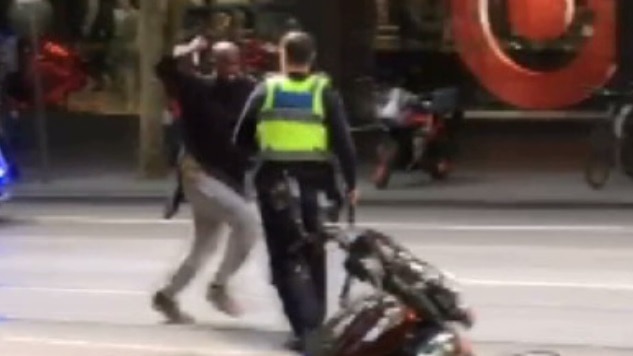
339, 0, 377, 124
138, 0, 166, 178
295, 0, 343, 82
18, 0, 50, 182
165, 0, 189, 50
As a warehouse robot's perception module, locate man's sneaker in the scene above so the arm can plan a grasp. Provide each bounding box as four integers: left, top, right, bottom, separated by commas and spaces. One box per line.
206, 284, 242, 317
151, 291, 193, 324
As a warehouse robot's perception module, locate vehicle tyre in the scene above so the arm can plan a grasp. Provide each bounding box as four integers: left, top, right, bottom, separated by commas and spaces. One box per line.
584, 124, 614, 190
620, 136, 633, 179
373, 139, 398, 189
429, 159, 450, 181
584, 155, 612, 190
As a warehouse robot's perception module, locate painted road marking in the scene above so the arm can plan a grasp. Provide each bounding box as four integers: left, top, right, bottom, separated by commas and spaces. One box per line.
23, 215, 633, 233
1, 336, 289, 355
3, 279, 633, 296
463, 280, 633, 292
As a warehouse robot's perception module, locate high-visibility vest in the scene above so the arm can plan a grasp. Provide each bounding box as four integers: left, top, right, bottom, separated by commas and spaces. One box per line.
257, 73, 330, 161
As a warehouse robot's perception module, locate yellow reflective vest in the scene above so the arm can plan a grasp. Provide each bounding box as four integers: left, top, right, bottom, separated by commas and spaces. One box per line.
257, 73, 331, 161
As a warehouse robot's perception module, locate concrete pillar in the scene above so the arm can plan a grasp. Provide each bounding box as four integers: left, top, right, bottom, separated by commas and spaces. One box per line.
138, 0, 167, 177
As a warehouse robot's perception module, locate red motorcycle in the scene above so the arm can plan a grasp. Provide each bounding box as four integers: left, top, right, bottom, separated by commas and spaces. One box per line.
372, 87, 459, 189
306, 206, 475, 356
17, 39, 88, 109
240, 38, 278, 78
271, 172, 475, 355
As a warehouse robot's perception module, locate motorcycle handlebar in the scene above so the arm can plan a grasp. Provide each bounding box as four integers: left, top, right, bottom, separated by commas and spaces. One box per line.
326, 202, 355, 251
329, 201, 473, 327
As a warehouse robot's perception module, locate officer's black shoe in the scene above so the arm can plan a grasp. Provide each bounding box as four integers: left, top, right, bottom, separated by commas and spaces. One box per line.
284, 335, 305, 353
151, 291, 193, 324
286, 330, 321, 355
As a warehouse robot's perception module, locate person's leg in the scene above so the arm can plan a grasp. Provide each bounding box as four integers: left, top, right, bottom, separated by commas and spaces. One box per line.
299, 185, 327, 326
160, 209, 223, 298
153, 156, 225, 321
191, 173, 260, 315
211, 201, 259, 287
153, 207, 223, 322
255, 175, 322, 347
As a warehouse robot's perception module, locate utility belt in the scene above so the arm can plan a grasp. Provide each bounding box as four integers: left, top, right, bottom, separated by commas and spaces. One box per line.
258, 162, 342, 232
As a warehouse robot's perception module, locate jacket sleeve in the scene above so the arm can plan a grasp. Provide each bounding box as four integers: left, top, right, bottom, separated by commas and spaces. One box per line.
323, 88, 357, 191
154, 55, 207, 98
233, 83, 267, 155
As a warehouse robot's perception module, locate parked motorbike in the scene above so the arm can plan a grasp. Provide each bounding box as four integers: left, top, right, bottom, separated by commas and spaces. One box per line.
240, 38, 278, 79
13, 39, 88, 109
372, 86, 460, 189
304, 203, 475, 356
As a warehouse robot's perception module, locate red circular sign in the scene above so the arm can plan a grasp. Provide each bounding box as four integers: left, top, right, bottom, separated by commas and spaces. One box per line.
509, 0, 571, 41
450, 0, 616, 109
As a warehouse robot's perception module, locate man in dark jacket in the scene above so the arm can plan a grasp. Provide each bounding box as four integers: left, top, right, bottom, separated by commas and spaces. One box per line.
152, 38, 260, 323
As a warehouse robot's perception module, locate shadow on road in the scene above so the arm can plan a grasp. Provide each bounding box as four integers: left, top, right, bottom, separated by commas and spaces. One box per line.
191, 323, 287, 349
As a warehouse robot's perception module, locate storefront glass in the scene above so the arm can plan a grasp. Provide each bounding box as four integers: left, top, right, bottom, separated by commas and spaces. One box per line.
375, 0, 617, 110
0, 0, 622, 179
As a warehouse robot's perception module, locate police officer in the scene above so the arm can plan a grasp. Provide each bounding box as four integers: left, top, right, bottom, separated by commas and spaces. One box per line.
233, 31, 358, 351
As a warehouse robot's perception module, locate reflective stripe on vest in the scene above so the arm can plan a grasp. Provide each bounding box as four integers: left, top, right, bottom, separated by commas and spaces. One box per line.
257, 74, 331, 161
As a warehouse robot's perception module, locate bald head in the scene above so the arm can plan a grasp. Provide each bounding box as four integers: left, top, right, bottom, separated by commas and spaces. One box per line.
212, 41, 239, 60
211, 41, 241, 79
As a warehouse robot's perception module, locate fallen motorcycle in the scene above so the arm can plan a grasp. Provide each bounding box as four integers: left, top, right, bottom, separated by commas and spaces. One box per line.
304, 204, 475, 356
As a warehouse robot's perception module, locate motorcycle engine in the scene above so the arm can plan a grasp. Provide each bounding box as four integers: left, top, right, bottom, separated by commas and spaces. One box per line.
404, 327, 466, 356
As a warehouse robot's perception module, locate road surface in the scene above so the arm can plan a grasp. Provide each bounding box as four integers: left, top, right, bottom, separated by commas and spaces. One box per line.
0, 202, 632, 355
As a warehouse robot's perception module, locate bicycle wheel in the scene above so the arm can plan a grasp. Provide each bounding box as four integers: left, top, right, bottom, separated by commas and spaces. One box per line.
372, 138, 398, 189
584, 123, 615, 190
620, 136, 633, 179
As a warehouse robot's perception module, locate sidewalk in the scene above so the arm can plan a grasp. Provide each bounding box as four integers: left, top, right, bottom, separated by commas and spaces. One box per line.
12, 170, 633, 208
11, 109, 616, 207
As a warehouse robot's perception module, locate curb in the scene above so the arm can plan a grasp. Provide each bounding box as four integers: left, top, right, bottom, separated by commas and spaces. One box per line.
12, 192, 633, 209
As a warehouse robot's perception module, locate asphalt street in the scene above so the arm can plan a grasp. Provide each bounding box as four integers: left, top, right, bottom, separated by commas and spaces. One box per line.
0, 202, 632, 355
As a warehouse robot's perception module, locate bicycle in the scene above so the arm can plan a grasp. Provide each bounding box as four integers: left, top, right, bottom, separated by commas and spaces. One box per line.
584, 87, 633, 189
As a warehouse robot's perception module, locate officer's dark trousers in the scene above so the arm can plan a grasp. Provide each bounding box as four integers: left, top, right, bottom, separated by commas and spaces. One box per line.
255, 163, 331, 338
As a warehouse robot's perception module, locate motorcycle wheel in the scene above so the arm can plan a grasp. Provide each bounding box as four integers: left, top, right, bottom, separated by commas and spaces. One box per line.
620, 136, 633, 179
429, 159, 451, 181
584, 124, 615, 190
373, 164, 392, 190
584, 156, 612, 190
373, 139, 398, 190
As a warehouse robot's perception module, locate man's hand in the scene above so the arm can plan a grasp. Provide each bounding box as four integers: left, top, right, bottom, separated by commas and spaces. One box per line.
173, 36, 209, 57
190, 36, 209, 52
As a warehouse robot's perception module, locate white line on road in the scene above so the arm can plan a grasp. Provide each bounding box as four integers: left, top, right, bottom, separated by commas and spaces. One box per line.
1, 336, 288, 355
463, 279, 633, 292
4, 279, 633, 296
0, 286, 144, 295
26, 215, 633, 233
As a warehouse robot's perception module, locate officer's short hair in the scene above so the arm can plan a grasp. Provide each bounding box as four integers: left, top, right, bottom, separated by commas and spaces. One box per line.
280, 31, 316, 66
